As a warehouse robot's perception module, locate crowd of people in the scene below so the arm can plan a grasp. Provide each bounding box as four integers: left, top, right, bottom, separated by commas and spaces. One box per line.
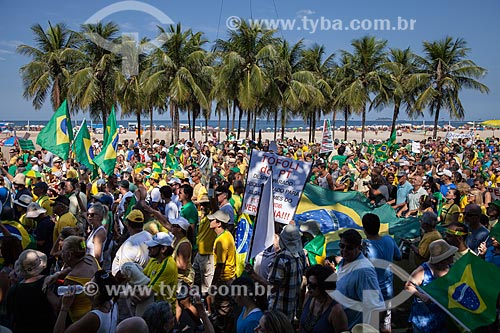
0, 132, 499, 333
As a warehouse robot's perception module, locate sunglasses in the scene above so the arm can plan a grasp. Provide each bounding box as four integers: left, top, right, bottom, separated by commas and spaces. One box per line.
307, 282, 318, 290
87, 212, 99, 217
339, 243, 357, 251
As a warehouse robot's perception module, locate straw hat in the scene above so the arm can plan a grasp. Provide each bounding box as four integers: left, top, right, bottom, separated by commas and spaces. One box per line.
18, 249, 47, 278
428, 239, 458, 264
25, 202, 47, 219
12, 173, 26, 185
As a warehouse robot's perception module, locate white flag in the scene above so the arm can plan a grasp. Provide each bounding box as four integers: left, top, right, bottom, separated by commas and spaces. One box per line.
248, 175, 275, 260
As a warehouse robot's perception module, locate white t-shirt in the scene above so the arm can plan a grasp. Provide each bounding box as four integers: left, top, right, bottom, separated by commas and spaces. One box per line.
111, 230, 152, 275
164, 201, 179, 220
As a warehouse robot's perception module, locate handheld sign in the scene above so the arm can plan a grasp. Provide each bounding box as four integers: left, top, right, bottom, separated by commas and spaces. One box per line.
242, 149, 312, 224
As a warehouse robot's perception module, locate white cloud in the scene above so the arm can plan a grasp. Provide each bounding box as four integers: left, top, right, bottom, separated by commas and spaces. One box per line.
0, 57, 6, 61
119, 22, 136, 31
296, 9, 315, 17
0, 49, 14, 54
0, 40, 23, 49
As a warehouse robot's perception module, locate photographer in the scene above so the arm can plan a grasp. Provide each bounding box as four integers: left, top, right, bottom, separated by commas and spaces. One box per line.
368, 174, 389, 207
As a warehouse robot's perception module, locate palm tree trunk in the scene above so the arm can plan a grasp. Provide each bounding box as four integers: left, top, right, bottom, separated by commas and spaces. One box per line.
246, 110, 252, 140
171, 101, 179, 143
390, 102, 400, 138
187, 108, 191, 140
433, 106, 440, 139
137, 112, 141, 141
192, 105, 199, 142
344, 107, 348, 141
311, 109, 317, 143
53, 78, 61, 110
252, 110, 257, 141
237, 107, 243, 140
232, 101, 236, 132
205, 111, 209, 142
281, 111, 286, 140
149, 108, 153, 143
332, 110, 336, 140
219, 109, 222, 142
274, 109, 278, 141
361, 106, 366, 143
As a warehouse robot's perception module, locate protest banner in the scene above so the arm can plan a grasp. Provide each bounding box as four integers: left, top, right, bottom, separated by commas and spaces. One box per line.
242, 149, 312, 224
445, 130, 474, 140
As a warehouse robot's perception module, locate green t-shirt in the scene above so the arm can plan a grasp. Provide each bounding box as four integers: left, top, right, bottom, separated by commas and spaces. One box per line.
180, 201, 198, 225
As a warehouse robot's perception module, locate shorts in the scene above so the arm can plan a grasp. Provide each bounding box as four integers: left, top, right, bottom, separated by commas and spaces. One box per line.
192, 253, 214, 294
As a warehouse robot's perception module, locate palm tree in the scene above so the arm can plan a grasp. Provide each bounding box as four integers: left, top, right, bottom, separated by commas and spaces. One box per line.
416, 37, 489, 138
69, 22, 122, 126
333, 53, 356, 141
214, 20, 278, 139
338, 36, 388, 143
17, 22, 81, 110
146, 23, 209, 143
374, 47, 423, 137
299, 44, 334, 143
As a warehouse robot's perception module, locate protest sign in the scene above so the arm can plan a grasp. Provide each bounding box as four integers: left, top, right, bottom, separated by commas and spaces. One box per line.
242, 149, 312, 223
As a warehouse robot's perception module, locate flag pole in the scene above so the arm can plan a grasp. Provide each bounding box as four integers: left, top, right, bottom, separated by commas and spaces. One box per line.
413, 283, 471, 332
246, 168, 273, 265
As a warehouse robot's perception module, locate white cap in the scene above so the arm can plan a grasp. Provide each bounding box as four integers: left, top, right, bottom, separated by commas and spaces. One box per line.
170, 217, 190, 231
145, 232, 173, 247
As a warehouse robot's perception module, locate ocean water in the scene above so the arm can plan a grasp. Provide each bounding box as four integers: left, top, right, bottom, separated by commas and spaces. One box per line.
3, 119, 475, 132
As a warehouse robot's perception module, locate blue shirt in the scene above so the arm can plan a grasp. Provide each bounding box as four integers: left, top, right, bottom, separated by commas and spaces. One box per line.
396, 181, 413, 205
485, 246, 500, 268
363, 236, 402, 299
237, 307, 263, 333
466, 226, 489, 254
335, 253, 385, 329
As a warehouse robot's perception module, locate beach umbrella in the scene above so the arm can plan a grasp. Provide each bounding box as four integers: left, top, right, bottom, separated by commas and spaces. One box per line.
0, 136, 19, 147
480, 120, 500, 128
23, 170, 43, 178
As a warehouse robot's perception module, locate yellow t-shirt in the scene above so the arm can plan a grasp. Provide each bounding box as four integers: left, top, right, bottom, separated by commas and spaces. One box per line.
213, 230, 236, 281
196, 216, 216, 255
53, 212, 78, 242
144, 256, 178, 306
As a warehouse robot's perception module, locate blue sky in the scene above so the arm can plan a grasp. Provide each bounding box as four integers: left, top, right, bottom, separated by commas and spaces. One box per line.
0, 0, 498, 122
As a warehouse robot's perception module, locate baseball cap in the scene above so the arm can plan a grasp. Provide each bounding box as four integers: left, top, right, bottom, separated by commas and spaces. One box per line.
170, 217, 190, 231
145, 232, 173, 247
207, 210, 230, 224
437, 169, 453, 178
92, 192, 114, 206
168, 178, 181, 185
119, 180, 130, 189
34, 182, 49, 191
126, 209, 144, 223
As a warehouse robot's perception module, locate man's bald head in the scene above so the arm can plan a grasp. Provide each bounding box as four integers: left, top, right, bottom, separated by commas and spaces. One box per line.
116, 317, 149, 333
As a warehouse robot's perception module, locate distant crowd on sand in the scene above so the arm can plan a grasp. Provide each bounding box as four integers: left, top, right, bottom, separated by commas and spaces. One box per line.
0, 132, 499, 332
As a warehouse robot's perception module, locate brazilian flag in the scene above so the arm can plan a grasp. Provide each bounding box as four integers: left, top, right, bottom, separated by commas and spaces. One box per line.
36, 100, 73, 159
421, 252, 500, 331
72, 119, 97, 178
94, 107, 119, 176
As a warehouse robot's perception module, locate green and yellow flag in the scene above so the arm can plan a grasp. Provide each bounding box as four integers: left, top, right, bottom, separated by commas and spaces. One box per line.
421, 252, 500, 331
72, 119, 96, 177
36, 100, 73, 159
94, 107, 119, 176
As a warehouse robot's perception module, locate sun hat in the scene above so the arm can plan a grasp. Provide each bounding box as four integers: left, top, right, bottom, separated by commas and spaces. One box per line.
126, 209, 144, 224
299, 220, 322, 237
207, 210, 230, 224
13, 194, 33, 208
170, 217, 190, 231
279, 224, 302, 257
195, 194, 210, 204
25, 202, 47, 219
120, 262, 150, 285
428, 239, 458, 264
145, 232, 173, 247
12, 173, 26, 185
19, 249, 47, 278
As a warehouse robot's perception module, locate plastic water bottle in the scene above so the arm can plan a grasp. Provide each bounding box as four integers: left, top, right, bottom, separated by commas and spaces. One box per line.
57, 285, 84, 296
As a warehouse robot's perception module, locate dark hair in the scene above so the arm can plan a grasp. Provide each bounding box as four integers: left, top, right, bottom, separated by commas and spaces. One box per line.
362, 213, 381, 236
340, 229, 362, 246
143, 301, 173, 333
261, 311, 294, 332
180, 184, 193, 200
0, 236, 22, 267
305, 264, 336, 291
159, 185, 172, 199
94, 270, 118, 302
337, 145, 346, 155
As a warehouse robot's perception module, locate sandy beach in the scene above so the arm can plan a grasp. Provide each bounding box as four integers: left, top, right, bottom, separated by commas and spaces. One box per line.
1, 127, 497, 158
